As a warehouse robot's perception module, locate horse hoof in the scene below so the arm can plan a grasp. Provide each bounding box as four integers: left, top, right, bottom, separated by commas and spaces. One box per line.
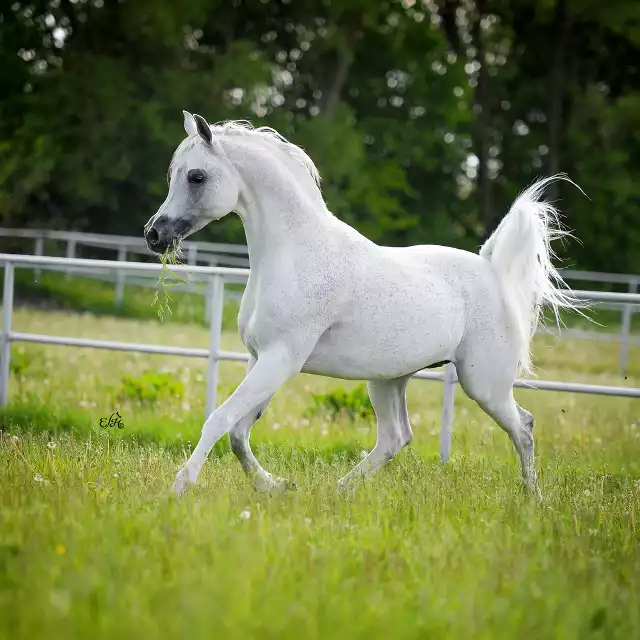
171, 467, 196, 496
253, 474, 296, 493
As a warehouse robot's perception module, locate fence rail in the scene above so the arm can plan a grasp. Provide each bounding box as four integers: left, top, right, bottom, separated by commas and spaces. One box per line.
2, 227, 638, 372
0, 252, 638, 462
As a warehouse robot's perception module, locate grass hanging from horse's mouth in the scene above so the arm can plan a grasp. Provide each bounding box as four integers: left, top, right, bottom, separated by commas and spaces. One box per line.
151, 242, 188, 322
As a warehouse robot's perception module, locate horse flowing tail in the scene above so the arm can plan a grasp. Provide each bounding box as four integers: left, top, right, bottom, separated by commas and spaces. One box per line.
479, 174, 584, 376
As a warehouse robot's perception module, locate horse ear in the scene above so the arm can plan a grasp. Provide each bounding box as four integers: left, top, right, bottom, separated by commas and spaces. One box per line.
193, 113, 213, 145
183, 111, 197, 136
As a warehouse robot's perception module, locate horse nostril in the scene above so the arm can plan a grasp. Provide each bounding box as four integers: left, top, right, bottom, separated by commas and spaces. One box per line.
146, 227, 159, 246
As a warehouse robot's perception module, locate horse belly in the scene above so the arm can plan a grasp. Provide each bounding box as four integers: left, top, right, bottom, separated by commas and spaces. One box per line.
301, 313, 462, 380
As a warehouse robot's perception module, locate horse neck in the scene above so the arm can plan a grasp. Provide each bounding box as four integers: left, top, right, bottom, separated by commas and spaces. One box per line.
233, 147, 331, 264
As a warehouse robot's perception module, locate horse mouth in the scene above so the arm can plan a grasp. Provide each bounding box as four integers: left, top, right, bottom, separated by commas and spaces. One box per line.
144, 217, 193, 255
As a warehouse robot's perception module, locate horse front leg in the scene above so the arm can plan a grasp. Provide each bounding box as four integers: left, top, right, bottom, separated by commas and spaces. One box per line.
228, 356, 294, 492
172, 345, 303, 496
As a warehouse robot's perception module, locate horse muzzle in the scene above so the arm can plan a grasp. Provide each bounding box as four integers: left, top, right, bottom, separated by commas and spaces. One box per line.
144, 216, 192, 254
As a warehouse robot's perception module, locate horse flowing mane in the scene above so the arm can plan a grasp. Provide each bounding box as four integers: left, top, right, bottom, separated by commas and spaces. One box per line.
211, 120, 321, 187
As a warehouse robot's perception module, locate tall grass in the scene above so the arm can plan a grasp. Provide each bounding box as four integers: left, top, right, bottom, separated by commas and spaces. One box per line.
0, 307, 638, 639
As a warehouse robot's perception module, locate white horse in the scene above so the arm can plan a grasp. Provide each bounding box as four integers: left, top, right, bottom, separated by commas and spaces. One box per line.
144, 111, 580, 499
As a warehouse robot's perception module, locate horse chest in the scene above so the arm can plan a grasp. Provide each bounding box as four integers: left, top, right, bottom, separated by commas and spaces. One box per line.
237, 289, 285, 357
237, 293, 258, 357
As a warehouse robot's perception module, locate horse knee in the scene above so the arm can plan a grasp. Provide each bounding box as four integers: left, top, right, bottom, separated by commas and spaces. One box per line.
518, 406, 533, 431
516, 406, 534, 448
229, 407, 264, 456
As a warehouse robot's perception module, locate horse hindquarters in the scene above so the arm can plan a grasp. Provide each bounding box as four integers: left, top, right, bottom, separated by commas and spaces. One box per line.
450, 175, 583, 499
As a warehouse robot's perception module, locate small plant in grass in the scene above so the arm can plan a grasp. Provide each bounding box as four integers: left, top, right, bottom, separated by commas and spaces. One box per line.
151, 247, 189, 321
10, 347, 38, 376
119, 371, 185, 405
305, 384, 374, 422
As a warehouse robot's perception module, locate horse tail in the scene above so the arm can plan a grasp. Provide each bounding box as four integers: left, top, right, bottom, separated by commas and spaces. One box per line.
479, 174, 585, 376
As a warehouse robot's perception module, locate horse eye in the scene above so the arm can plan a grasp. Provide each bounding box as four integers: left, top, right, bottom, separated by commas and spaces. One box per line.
187, 170, 206, 184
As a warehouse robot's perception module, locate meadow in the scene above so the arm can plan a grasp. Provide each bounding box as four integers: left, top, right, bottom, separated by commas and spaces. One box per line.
0, 301, 639, 639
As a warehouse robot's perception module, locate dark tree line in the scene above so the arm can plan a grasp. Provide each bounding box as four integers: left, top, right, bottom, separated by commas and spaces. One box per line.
1, 0, 639, 272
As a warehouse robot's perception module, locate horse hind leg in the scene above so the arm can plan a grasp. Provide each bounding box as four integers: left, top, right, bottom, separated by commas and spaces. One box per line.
338, 376, 413, 489
455, 357, 541, 500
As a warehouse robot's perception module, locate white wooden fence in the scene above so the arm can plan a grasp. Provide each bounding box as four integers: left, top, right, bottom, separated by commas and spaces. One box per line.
1, 227, 638, 372
1, 253, 638, 462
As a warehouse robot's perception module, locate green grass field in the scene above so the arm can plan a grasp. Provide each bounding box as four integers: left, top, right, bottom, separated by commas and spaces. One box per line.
0, 306, 639, 639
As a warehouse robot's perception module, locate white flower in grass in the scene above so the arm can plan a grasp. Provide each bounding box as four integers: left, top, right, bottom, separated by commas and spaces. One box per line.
34, 473, 44, 483
304, 518, 312, 525
273, 422, 281, 431
10, 435, 19, 443
47, 441, 57, 450
584, 489, 591, 497
239, 509, 251, 520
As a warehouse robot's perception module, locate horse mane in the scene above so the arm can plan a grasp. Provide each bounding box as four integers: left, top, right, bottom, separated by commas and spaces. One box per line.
210, 120, 322, 187
171, 119, 323, 201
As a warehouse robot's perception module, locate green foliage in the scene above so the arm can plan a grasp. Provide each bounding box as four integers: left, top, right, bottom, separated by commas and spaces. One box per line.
305, 384, 374, 422
9, 347, 38, 376
0, 306, 639, 639
0, 0, 638, 273
119, 371, 184, 405
151, 250, 189, 322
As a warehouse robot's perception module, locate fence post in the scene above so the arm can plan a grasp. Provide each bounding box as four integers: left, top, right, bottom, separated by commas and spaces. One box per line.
34, 235, 44, 281
114, 246, 127, 309
439, 362, 456, 462
186, 245, 198, 295
619, 278, 638, 375
1, 262, 15, 407
65, 238, 76, 279
205, 274, 225, 419
204, 257, 218, 323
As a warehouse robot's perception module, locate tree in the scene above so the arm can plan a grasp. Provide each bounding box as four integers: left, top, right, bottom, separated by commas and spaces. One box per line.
0, 0, 638, 272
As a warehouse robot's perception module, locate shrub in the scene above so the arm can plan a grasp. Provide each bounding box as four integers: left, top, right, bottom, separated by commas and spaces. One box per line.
305, 384, 374, 422
119, 371, 184, 404
10, 347, 39, 376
